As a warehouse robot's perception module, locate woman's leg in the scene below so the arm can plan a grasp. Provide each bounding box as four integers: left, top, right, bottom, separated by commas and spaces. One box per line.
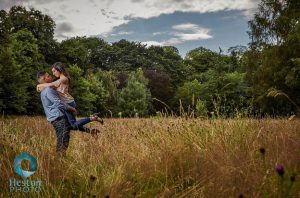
64, 109, 89, 131
66, 101, 93, 132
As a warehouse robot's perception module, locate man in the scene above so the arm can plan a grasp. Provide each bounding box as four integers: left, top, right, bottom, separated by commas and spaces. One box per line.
37, 71, 76, 154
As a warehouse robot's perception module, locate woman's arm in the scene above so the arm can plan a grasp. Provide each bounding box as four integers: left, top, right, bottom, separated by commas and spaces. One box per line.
59, 75, 69, 84
36, 79, 61, 92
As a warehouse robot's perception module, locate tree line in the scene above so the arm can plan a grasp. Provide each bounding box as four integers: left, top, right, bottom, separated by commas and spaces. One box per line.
0, 0, 299, 117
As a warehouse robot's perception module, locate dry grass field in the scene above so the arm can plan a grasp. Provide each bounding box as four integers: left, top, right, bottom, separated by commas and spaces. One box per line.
0, 116, 300, 197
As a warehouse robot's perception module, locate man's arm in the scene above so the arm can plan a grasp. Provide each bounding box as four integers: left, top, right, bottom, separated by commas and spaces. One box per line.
45, 88, 76, 113
37, 79, 61, 92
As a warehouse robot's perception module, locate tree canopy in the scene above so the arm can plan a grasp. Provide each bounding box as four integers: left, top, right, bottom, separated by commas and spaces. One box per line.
1, 2, 299, 117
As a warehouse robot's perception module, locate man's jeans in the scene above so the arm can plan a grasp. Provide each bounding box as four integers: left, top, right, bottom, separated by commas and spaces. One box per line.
66, 101, 91, 132
51, 117, 71, 153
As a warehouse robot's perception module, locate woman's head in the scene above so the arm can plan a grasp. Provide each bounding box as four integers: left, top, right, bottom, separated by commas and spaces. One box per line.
51, 62, 70, 79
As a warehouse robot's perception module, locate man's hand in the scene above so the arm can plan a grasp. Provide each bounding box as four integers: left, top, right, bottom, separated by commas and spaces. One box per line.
69, 107, 77, 118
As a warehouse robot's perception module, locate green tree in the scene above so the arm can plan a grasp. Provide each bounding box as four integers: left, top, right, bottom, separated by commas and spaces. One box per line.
10, 30, 45, 113
0, 10, 11, 111
86, 72, 110, 115
91, 70, 119, 115
0, 46, 28, 114
59, 37, 91, 72
174, 79, 202, 110
68, 65, 97, 115
148, 46, 187, 87
245, 0, 300, 115
110, 40, 148, 71
8, 6, 56, 64
183, 46, 250, 116
59, 37, 110, 72
117, 69, 151, 117
195, 99, 208, 117
144, 69, 174, 112
184, 47, 218, 74
0, 10, 11, 45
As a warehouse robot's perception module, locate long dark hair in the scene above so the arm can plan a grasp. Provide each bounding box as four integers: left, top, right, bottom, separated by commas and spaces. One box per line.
52, 62, 71, 84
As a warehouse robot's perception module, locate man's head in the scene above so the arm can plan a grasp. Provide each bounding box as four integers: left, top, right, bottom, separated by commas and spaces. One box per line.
37, 71, 53, 83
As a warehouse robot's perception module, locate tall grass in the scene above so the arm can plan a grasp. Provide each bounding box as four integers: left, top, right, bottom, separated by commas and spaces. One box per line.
0, 116, 300, 197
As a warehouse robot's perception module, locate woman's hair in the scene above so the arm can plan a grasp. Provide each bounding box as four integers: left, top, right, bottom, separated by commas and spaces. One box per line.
52, 62, 71, 83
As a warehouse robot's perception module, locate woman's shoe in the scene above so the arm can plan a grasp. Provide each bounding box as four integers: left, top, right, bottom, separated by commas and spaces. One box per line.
92, 113, 104, 125
90, 128, 100, 139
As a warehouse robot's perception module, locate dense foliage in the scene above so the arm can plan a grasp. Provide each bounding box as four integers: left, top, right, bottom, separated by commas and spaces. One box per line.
0, 2, 299, 117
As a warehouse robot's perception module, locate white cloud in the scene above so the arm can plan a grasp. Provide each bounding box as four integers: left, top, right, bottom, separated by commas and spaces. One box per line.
172, 23, 199, 31
153, 32, 166, 36
141, 41, 163, 46
142, 23, 212, 46
111, 31, 133, 36
173, 24, 212, 42
102, 31, 133, 38
162, 38, 182, 45
5, 0, 259, 41
171, 23, 213, 43
177, 32, 212, 41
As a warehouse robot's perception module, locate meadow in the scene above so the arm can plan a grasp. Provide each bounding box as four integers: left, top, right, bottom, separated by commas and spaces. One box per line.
0, 116, 300, 197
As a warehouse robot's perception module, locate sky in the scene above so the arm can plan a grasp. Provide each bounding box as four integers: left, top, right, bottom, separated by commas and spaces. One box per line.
0, 0, 260, 56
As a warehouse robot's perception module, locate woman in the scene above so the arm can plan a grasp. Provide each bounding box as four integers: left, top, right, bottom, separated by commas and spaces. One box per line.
37, 62, 103, 137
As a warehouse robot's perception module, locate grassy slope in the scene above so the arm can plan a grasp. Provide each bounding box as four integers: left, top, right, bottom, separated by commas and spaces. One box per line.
0, 117, 300, 197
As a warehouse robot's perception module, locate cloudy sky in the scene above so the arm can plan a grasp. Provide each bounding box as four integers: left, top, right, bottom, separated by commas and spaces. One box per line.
0, 0, 260, 56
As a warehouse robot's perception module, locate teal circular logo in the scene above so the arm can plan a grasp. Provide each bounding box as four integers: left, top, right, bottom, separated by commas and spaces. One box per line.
13, 153, 37, 178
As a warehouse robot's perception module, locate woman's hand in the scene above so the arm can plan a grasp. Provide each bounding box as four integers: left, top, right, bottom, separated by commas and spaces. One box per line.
36, 85, 42, 92
36, 82, 58, 92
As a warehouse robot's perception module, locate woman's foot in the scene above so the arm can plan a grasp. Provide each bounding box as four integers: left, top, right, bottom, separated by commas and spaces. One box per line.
90, 128, 100, 139
91, 113, 104, 124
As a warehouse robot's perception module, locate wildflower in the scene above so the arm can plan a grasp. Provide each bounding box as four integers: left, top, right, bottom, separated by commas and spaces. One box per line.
290, 174, 296, 182
259, 147, 265, 155
275, 164, 285, 176
89, 175, 97, 182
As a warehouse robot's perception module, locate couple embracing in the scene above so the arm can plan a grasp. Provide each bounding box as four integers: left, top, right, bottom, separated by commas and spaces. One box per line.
37, 62, 103, 154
